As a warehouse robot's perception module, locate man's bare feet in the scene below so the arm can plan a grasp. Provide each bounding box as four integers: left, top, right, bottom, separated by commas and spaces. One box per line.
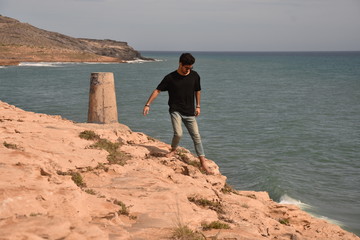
165, 148, 177, 158
199, 156, 214, 175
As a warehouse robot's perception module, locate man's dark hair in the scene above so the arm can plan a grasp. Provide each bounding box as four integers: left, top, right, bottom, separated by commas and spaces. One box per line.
179, 53, 195, 65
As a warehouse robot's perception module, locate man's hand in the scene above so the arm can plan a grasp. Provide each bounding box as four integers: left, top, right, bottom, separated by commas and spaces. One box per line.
143, 90, 161, 116
143, 105, 150, 116
195, 107, 200, 117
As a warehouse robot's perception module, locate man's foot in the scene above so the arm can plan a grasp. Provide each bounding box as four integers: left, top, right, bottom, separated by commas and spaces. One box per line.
201, 167, 214, 175
165, 148, 177, 158
199, 156, 214, 175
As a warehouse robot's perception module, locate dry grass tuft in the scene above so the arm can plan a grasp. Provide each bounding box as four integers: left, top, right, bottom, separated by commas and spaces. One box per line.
80, 130, 130, 166
79, 130, 100, 141
201, 221, 230, 231
188, 196, 224, 214
171, 225, 205, 240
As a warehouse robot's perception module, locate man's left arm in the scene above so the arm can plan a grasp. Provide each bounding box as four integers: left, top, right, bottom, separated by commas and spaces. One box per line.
195, 91, 201, 116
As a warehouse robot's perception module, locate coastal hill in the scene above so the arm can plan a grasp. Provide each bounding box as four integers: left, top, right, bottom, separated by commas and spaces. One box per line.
0, 15, 150, 65
1, 100, 359, 240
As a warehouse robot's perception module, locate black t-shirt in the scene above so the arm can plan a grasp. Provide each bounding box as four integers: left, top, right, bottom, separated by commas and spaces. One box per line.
156, 70, 201, 116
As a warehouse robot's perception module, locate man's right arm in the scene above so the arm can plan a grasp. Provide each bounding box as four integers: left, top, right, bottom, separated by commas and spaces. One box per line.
143, 89, 161, 116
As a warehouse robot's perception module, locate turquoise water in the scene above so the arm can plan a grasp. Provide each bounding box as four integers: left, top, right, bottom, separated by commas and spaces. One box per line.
1, 51, 359, 235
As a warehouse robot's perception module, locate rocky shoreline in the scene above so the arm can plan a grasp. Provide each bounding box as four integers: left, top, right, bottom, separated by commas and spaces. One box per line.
1, 100, 359, 240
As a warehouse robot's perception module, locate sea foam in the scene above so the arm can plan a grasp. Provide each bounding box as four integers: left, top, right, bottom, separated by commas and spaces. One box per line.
279, 194, 312, 209
19, 62, 66, 67
279, 194, 344, 227
126, 58, 162, 64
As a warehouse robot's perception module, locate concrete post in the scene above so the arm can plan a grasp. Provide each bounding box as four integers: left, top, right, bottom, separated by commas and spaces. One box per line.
87, 72, 118, 124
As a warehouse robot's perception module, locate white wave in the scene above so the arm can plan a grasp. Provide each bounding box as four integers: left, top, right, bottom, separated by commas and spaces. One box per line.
153, 58, 164, 62
19, 62, 66, 67
18, 62, 120, 67
18, 59, 159, 66
0, 66, 7, 69
279, 194, 312, 209
126, 58, 162, 64
279, 194, 344, 227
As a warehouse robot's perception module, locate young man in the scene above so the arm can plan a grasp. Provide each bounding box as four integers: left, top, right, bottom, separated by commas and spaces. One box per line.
143, 53, 212, 174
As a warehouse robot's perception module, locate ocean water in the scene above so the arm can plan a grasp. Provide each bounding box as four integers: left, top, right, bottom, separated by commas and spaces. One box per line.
1, 51, 359, 235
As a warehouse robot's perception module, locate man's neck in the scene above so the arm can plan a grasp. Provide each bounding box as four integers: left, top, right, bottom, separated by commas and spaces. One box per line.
177, 65, 192, 76
177, 69, 189, 76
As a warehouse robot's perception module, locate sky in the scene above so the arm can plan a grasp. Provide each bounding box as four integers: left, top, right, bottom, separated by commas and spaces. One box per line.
1, 0, 360, 51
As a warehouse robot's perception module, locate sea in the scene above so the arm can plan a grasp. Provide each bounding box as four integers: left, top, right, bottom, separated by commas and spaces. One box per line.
1, 51, 359, 236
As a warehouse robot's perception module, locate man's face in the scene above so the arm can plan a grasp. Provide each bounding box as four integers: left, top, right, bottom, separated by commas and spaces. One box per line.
179, 63, 193, 76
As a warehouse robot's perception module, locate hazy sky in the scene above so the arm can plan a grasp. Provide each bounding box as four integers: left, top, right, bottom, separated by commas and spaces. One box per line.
1, 0, 360, 51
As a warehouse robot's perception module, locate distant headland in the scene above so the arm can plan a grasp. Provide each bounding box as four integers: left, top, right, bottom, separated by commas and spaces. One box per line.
0, 15, 153, 66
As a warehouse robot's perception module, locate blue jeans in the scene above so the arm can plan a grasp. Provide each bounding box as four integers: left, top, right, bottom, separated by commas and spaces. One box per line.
170, 111, 205, 157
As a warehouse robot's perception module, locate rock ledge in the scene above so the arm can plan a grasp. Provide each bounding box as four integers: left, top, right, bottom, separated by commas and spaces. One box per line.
0, 101, 359, 240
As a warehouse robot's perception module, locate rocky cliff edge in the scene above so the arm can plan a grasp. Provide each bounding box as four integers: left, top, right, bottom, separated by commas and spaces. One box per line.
0, 101, 359, 240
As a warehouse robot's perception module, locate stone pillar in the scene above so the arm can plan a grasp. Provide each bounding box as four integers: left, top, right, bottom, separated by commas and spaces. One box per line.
87, 72, 118, 124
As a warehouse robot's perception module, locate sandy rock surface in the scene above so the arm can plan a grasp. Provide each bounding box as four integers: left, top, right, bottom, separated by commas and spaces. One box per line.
0, 101, 359, 240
